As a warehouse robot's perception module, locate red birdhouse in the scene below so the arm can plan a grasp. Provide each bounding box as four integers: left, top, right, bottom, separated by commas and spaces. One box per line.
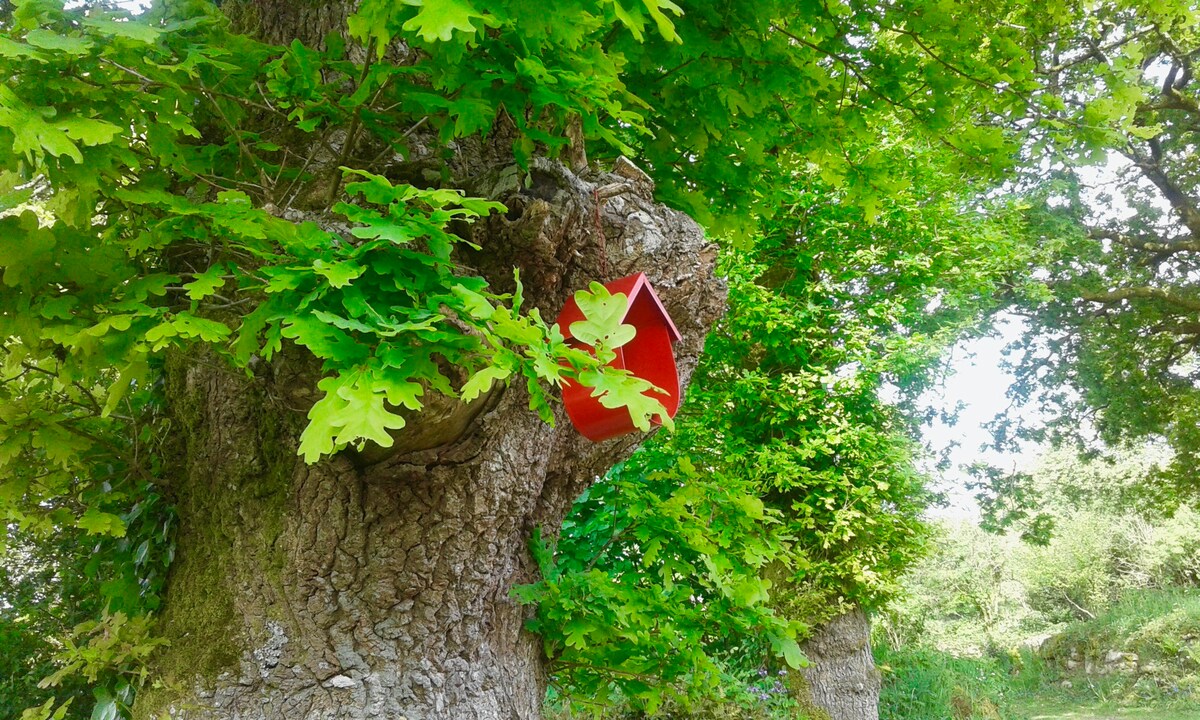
554, 272, 682, 441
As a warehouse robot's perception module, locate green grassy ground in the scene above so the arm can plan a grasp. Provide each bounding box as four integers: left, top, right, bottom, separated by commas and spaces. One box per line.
1016, 700, 1200, 720
879, 588, 1200, 720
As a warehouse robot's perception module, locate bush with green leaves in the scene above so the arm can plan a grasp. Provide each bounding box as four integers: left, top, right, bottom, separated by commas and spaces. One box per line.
876, 643, 1021, 720
883, 444, 1200, 664
879, 521, 1036, 655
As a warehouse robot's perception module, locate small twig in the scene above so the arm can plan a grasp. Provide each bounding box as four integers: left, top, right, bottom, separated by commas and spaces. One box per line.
98, 56, 154, 85
200, 79, 272, 190
327, 37, 378, 207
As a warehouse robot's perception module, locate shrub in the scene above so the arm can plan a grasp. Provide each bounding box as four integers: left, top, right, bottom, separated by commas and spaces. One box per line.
876, 643, 1022, 720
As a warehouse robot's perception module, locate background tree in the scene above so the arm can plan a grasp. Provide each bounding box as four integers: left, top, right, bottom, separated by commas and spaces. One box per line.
983, 0, 1200, 511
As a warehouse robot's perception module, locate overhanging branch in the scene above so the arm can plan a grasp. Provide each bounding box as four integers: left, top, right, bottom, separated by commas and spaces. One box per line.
1079, 286, 1200, 312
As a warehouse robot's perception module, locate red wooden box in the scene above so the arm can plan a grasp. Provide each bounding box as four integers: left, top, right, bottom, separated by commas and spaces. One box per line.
554, 272, 682, 441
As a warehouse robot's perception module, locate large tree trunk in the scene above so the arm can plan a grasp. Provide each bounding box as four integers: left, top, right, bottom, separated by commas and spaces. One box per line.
127, 4, 723, 720
133, 161, 721, 720
795, 609, 882, 720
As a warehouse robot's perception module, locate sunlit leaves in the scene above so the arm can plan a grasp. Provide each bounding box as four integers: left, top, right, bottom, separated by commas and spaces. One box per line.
460, 366, 511, 403
568, 283, 636, 354
400, 0, 491, 42
299, 371, 412, 463
577, 366, 673, 433
75, 509, 127, 538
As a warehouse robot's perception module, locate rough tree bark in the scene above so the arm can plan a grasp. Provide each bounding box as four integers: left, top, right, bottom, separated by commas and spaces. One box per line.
795, 609, 882, 720
135, 164, 721, 720
129, 5, 724, 720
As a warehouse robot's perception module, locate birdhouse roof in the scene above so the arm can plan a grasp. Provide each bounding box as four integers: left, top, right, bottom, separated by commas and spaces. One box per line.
556, 272, 682, 343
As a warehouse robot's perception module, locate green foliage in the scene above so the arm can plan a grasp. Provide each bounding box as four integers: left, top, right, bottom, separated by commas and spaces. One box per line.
34, 612, 168, 720
607, 0, 1043, 237
880, 530, 1200, 718
516, 457, 795, 713
531, 135, 1037, 711
876, 644, 1020, 720
968, 446, 1200, 613
569, 282, 675, 432
879, 522, 1034, 656
883, 503, 1200, 659
987, 0, 1200, 510
0, 0, 675, 497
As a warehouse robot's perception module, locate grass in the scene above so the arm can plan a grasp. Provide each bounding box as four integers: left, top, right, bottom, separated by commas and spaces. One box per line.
879, 587, 1200, 720
1040, 588, 1200, 669
1015, 698, 1200, 719
877, 644, 1021, 719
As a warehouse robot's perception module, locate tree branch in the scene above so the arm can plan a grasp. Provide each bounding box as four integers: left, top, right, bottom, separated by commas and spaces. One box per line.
1090, 228, 1200, 255
1078, 286, 1200, 312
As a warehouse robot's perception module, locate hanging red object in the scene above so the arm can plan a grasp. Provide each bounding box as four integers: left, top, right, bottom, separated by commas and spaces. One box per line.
554, 272, 682, 442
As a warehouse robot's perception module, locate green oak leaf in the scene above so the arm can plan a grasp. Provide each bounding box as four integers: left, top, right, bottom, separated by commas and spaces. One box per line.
568, 284, 636, 349
461, 365, 510, 402
102, 359, 149, 417
331, 374, 407, 448
280, 315, 367, 362
578, 367, 672, 432
642, 0, 683, 43
371, 373, 425, 410
76, 508, 127, 537
184, 263, 228, 300
25, 29, 93, 55
82, 16, 162, 44
312, 259, 365, 288
769, 633, 809, 670
452, 284, 496, 320
401, 0, 488, 42
58, 118, 122, 146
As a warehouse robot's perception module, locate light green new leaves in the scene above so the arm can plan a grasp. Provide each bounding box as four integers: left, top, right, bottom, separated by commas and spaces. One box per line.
768, 633, 808, 670
568, 283, 636, 357
183, 264, 228, 301
565, 282, 674, 432
81, 16, 161, 45
461, 365, 511, 402
76, 508, 126, 538
311, 259, 365, 288
24, 29, 92, 55
299, 370, 420, 463
605, 0, 684, 43
578, 367, 673, 433
401, 0, 491, 42
58, 118, 121, 147
143, 314, 231, 351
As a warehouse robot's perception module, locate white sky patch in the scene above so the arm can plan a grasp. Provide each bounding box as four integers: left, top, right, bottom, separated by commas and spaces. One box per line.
917, 315, 1046, 521
915, 149, 1173, 521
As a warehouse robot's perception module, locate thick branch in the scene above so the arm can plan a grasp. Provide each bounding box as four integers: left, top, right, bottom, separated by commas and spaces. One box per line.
1090, 228, 1200, 255
1079, 286, 1200, 312
1125, 142, 1200, 239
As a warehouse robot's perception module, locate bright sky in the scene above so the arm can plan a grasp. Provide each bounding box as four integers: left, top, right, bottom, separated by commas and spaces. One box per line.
918, 152, 1155, 520
919, 316, 1046, 520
